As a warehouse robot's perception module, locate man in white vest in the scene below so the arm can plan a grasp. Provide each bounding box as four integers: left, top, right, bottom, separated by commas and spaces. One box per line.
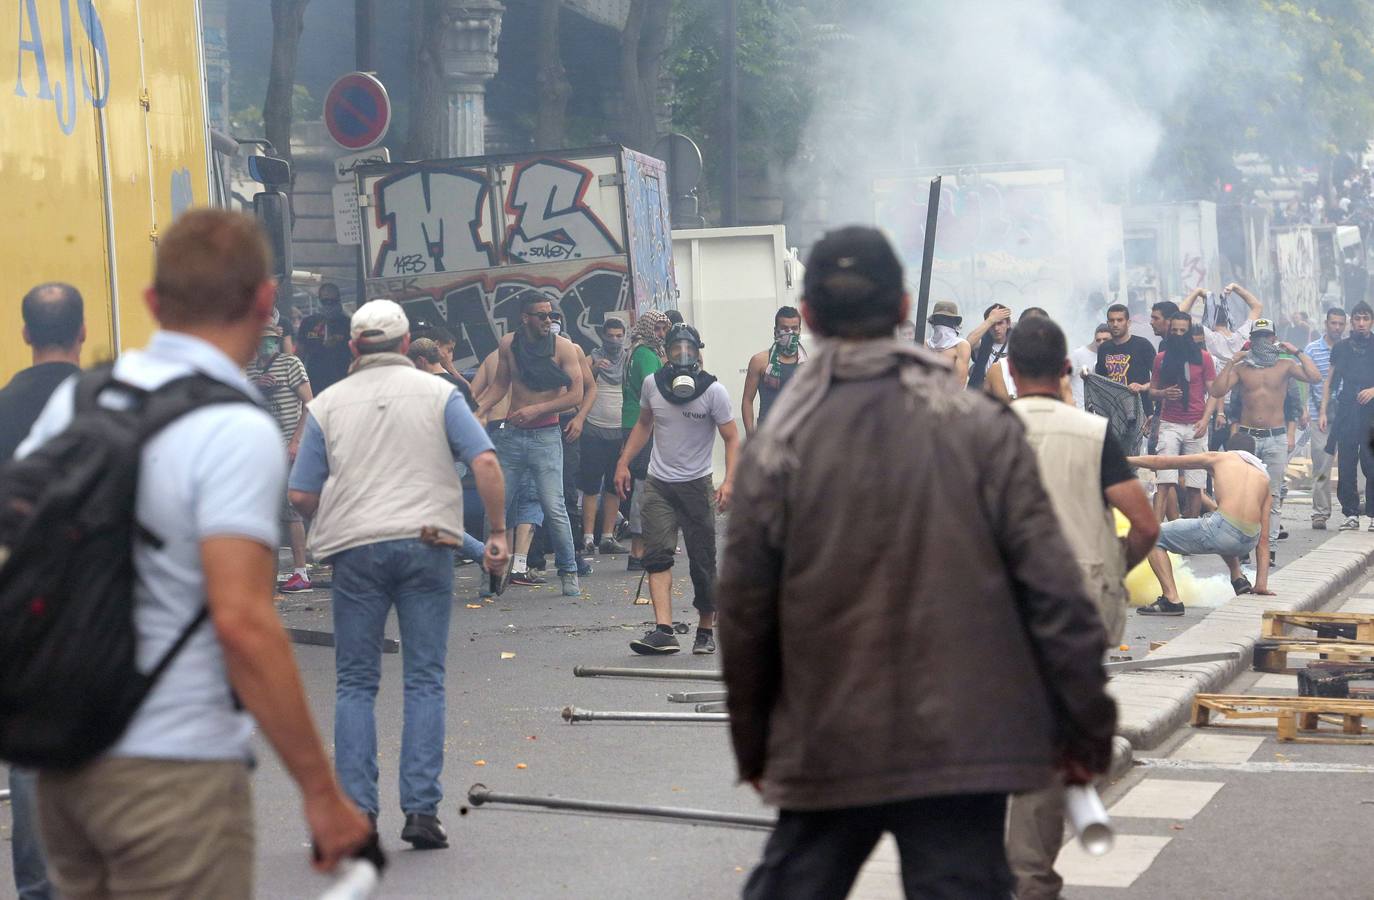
1002, 315, 1159, 900
289, 299, 509, 851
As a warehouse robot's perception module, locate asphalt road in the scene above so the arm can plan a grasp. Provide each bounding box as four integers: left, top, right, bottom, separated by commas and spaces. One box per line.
0, 487, 1362, 899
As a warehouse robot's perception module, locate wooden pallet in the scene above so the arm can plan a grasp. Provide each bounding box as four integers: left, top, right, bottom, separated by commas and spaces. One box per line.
1192, 693, 1374, 742
1262, 610, 1374, 642
1253, 639, 1374, 674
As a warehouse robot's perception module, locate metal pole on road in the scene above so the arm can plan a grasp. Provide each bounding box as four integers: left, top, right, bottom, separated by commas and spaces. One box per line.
467, 783, 775, 830
668, 690, 728, 703
573, 665, 723, 681
563, 705, 728, 724
913, 175, 942, 343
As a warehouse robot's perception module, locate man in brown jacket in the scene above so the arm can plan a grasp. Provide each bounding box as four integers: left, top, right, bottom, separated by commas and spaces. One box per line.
719, 226, 1118, 899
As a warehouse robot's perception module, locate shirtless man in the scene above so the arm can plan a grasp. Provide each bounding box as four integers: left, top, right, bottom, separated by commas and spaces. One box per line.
923, 300, 971, 387
1130, 432, 1275, 615
742, 306, 804, 436
1209, 318, 1321, 556
471, 348, 543, 587
476, 295, 585, 596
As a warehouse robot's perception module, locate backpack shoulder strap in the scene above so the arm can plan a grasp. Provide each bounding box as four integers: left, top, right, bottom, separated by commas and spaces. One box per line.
73, 364, 127, 413
137, 374, 255, 441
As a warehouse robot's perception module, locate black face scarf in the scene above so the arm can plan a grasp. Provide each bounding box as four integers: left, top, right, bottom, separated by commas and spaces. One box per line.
512, 327, 573, 391
1160, 333, 1202, 406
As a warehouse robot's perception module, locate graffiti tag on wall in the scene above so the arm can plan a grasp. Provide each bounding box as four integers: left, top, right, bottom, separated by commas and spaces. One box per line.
384, 263, 630, 369
503, 159, 621, 263
368, 158, 623, 279
622, 150, 676, 311
1275, 229, 1319, 321
370, 167, 496, 278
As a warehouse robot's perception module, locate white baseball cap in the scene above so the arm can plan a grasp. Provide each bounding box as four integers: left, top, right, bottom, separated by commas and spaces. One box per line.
350, 299, 410, 345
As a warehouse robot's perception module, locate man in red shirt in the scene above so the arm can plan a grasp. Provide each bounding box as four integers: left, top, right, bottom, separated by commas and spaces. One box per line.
1149, 311, 1217, 520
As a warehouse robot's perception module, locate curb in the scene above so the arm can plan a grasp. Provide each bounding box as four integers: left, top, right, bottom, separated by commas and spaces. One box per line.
1110, 532, 1374, 751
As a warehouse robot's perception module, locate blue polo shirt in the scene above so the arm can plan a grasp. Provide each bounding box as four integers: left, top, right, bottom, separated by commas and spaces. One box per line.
18, 331, 283, 762
1304, 336, 1336, 415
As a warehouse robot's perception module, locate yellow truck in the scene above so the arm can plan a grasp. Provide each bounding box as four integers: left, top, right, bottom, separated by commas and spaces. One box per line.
2, 0, 223, 382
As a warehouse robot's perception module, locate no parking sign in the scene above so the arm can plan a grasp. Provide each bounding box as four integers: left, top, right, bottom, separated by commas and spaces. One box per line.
324, 72, 391, 151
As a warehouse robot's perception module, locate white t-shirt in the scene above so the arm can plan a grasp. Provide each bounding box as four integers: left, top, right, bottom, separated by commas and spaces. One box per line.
641, 376, 734, 482
1204, 320, 1254, 369
1069, 344, 1099, 409
19, 332, 284, 763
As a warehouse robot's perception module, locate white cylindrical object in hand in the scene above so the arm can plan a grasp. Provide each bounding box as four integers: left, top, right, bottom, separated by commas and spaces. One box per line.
319, 860, 380, 900
1064, 784, 1114, 856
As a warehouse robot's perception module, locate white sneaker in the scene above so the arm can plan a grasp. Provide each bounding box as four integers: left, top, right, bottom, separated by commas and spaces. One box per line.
1367, 519, 1374, 533
1340, 516, 1360, 531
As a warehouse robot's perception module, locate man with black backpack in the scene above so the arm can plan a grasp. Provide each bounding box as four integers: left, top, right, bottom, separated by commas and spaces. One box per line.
5, 210, 370, 897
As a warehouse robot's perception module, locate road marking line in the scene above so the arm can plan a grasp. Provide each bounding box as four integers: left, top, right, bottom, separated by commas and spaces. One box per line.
1137, 758, 1374, 774
1057, 834, 1171, 888
1169, 733, 1264, 764
1108, 778, 1224, 819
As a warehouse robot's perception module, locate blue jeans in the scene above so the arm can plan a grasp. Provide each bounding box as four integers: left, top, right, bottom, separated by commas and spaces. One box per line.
332, 539, 453, 818
453, 461, 493, 562
1253, 433, 1286, 541
1157, 511, 1259, 557
493, 424, 576, 574
8, 768, 52, 899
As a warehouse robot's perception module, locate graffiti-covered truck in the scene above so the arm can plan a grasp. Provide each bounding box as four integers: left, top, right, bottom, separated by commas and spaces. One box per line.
2, 0, 228, 383
354, 145, 676, 367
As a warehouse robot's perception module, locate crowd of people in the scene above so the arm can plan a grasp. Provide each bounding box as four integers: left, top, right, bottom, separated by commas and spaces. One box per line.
4, 208, 1374, 899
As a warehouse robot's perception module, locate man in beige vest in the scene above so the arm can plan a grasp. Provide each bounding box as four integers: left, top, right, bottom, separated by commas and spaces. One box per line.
289, 299, 509, 851
1003, 315, 1159, 900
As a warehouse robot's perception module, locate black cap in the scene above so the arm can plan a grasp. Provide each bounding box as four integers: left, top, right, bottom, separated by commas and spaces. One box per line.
803, 226, 904, 304
665, 322, 704, 349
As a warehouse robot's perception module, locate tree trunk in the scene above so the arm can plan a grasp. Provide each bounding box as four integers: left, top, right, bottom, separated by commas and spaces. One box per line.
407, 0, 448, 160
533, 0, 569, 149
617, 0, 671, 151
265, 0, 310, 162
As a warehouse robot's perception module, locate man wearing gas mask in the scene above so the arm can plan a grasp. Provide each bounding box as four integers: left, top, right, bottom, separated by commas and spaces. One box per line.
615, 323, 740, 655
1210, 318, 1322, 556
742, 307, 805, 437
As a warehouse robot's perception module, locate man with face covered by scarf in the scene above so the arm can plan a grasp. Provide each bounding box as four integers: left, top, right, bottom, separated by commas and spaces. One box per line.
1149, 311, 1217, 520
247, 323, 315, 591
924, 300, 972, 387
1211, 318, 1322, 552
743, 307, 806, 436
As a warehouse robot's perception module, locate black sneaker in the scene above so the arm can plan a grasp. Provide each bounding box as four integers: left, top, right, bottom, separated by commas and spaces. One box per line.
692, 630, 716, 655
1231, 576, 1253, 596
1277, 529, 1289, 541
627, 556, 644, 572
630, 627, 681, 655
401, 813, 448, 849
1312, 517, 1328, 531
599, 537, 629, 555
510, 570, 546, 586
1138, 596, 1186, 616
577, 557, 594, 577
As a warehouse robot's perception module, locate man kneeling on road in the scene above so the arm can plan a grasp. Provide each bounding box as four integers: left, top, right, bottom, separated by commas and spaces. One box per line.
615, 323, 740, 655
1129, 431, 1275, 615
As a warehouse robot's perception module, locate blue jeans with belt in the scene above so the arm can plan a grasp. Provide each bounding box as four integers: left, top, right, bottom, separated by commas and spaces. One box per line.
332, 539, 453, 818
493, 424, 577, 574
1252, 432, 1286, 542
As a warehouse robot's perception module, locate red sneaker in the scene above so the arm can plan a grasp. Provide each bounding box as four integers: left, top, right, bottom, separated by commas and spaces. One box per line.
280, 573, 313, 593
